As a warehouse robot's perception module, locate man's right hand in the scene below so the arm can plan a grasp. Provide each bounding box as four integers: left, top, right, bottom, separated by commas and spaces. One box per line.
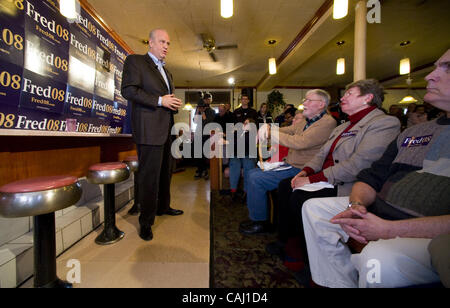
290, 170, 308, 188
257, 124, 269, 143
161, 94, 182, 111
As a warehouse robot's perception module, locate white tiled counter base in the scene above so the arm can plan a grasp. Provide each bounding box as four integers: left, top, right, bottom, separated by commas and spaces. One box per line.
0, 176, 134, 288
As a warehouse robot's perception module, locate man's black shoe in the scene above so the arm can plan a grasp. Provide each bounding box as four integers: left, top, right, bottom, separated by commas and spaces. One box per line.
139, 227, 153, 241
239, 219, 253, 228
239, 221, 271, 235
127, 204, 140, 216
157, 208, 184, 216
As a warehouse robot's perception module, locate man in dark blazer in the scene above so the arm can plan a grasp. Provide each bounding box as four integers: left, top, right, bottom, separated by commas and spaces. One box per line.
121, 29, 183, 241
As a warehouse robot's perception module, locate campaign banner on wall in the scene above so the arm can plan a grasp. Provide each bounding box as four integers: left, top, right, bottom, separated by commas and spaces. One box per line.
0, 58, 22, 107
0, 103, 123, 133
0, 13, 25, 67
20, 68, 66, 114
65, 84, 94, 118
24, 32, 69, 83
0, 0, 130, 134
24, 0, 70, 52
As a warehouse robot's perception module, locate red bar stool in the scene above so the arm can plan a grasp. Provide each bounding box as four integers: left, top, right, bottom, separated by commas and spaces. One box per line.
123, 155, 139, 216
87, 162, 129, 245
0, 176, 82, 288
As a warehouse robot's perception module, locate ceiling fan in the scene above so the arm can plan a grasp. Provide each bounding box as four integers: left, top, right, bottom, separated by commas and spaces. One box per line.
125, 34, 149, 45
200, 33, 238, 62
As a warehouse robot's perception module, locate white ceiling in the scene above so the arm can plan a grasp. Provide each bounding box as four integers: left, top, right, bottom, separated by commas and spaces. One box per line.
86, 0, 450, 90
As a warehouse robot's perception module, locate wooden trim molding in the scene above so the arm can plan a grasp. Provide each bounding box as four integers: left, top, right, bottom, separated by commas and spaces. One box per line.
79, 0, 134, 54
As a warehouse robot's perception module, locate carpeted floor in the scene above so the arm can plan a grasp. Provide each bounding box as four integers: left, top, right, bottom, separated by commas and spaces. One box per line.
210, 190, 303, 288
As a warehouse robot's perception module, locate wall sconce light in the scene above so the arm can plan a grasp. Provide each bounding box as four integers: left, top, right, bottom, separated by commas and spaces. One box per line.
400, 58, 410, 75
183, 103, 193, 111
399, 95, 417, 104
333, 0, 348, 19
336, 58, 345, 75
60, 0, 77, 18
221, 0, 233, 18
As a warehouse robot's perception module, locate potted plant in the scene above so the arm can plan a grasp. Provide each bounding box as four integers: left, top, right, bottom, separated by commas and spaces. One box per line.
266, 90, 286, 116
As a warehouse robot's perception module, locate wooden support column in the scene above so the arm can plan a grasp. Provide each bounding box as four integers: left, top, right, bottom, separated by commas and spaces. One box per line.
354, 0, 367, 81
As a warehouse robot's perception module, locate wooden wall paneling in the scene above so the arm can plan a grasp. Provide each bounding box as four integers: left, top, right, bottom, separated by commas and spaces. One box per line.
0, 136, 135, 187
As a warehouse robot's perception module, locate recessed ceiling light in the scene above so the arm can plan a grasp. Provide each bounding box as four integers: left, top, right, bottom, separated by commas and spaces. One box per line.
336, 40, 345, 46
400, 41, 411, 47
268, 40, 277, 45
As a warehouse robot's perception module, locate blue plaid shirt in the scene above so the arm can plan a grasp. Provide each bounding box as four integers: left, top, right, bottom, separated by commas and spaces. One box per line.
303, 111, 327, 131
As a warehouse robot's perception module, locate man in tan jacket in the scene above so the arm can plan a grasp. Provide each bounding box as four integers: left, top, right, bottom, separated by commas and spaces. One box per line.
240, 89, 337, 234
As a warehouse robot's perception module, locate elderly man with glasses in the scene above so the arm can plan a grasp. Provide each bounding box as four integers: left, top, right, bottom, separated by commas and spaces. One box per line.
239, 89, 337, 235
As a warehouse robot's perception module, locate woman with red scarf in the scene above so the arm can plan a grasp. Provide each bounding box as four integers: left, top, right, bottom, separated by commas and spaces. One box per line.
266, 79, 401, 272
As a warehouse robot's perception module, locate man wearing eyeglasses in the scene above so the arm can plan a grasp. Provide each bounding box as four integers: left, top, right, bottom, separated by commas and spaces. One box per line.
239, 89, 337, 235
300, 49, 450, 288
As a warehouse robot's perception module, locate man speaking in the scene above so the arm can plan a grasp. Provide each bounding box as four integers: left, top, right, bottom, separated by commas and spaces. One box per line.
121, 29, 183, 241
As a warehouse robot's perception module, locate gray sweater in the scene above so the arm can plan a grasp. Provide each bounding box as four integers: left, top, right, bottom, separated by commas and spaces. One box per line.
358, 116, 450, 217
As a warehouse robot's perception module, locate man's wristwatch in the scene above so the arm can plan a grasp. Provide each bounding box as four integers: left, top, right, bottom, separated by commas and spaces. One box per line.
348, 201, 363, 208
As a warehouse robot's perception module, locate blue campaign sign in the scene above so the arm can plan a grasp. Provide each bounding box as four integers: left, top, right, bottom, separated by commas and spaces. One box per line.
91, 95, 114, 123
19, 68, 66, 114
0, 103, 19, 130
72, 6, 99, 42
111, 53, 126, 105
68, 26, 97, 65
24, 32, 69, 83
64, 85, 95, 118
110, 101, 126, 126
23, 0, 70, 52
1, 0, 130, 134
0, 59, 22, 107
94, 67, 114, 101
0, 15, 25, 67
68, 27, 96, 94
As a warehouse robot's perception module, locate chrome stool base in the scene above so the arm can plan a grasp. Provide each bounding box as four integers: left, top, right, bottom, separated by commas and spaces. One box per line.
40, 278, 73, 288
95, 227, 125, 245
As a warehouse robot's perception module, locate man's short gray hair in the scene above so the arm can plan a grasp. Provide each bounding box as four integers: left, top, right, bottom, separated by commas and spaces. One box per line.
306, 89, 331, 108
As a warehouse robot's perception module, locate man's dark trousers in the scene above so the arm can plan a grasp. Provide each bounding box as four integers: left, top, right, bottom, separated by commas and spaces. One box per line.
137, 133, 174, 228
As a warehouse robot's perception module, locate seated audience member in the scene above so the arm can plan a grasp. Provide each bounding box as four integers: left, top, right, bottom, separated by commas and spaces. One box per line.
257, 103, 274, 125
425, 101, 446, 120
281, 108, 296, 127
328, 102, 348, 125
407, 104, 428, 128
268, 111, 307, 163
301, 49, 450, 288
239, 89, 337, 234
428, 234, 450, 288
389, 104, 407, 130
275, 104, 295, 125
266, 79, 401, 269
